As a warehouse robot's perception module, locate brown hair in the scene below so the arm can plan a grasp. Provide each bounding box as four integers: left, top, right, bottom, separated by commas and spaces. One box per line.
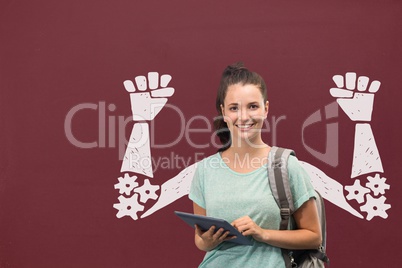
214, 62, 268, 152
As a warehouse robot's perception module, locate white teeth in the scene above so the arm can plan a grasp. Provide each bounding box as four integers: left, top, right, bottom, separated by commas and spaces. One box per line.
237, 124, 253, 129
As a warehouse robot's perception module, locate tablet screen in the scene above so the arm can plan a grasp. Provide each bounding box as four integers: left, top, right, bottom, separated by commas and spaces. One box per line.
174, 211, 252, 245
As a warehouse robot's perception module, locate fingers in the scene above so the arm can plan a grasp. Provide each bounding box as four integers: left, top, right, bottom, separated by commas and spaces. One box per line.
232, 216, 257, 235
151, 87, 175, 97
330, 72, 381, 98
213, 228, 231, 242
123, 80, 136, 92
195, 224, 217, 238
332, 74, 344, 88
357, 76, 369, 91
195, 224, 205, 237
195, 225, 232, 246
368, 80, 381, 93
345, 72, 356, 90
124, 72, 174, 94
232, 215, 252, 227
236, 224, 251, 235
330, 88, 353, 98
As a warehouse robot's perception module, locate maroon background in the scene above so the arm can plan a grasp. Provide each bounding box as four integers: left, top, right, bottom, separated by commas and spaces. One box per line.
1, 0, 401, 267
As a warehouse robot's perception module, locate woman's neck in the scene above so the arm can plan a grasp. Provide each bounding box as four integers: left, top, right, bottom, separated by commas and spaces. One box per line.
226, 141, 269, 157
221, 142, 271, 173
229, 137, 267, 155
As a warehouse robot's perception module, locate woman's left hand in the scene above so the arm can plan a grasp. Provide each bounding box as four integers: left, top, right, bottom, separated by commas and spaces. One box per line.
231, 216, 266, 242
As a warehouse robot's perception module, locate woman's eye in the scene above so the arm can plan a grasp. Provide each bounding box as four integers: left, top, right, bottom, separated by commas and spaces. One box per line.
250, 105, 259, 109
229, 106, 238, 111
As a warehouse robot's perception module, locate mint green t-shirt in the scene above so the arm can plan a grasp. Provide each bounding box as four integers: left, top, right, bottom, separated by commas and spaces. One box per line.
189, 152, 316, 268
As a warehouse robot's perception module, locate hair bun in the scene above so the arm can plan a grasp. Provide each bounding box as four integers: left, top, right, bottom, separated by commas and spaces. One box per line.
223, 61, 247, 76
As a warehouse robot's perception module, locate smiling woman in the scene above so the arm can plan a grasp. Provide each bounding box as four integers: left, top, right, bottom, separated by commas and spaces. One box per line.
221, 83, 269, 149
214, 62, 268, 152
188, 62, 321, 268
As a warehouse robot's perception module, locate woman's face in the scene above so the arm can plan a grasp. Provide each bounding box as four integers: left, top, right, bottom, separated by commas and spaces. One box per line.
221, 83, 269, 146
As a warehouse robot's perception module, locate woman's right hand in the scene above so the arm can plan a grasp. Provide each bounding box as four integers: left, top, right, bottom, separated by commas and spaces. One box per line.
195, 224, 234, 251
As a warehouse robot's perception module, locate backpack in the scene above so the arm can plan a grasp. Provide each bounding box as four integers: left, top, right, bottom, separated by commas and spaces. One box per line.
267, 146, 330, 268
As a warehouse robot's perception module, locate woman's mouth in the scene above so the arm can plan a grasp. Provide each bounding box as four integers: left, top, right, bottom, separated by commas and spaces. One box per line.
235, 123, 255, 131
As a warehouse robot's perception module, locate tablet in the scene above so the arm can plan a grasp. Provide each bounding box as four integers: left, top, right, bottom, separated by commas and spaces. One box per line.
174, 211, 252, 245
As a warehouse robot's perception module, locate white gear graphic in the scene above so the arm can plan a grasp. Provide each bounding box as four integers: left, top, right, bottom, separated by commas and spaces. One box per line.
366, 174, 390, 196
114, 173, 139, 195
134, 179, 160, 203
113, 194, 144, 220
345, 179, 371, 204
360, 194, 391, 221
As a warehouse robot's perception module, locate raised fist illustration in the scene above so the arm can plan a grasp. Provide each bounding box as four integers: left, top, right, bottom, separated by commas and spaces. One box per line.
330, 72, 380, 121
124, 72, 175, 121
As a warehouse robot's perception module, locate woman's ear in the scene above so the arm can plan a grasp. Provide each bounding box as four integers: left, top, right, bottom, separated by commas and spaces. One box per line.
220, 104, 226, 122
264, 101, 269, 118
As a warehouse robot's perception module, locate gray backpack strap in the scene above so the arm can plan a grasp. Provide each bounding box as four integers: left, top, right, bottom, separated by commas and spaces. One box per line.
268, 146, 296, 230
268, 147, 329, 267
315, 191, 329, 263
268, 146, 297, 268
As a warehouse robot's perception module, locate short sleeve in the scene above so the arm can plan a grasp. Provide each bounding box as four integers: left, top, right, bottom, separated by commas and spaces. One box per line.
189, 163, 206, 209
287, 155, 317, 211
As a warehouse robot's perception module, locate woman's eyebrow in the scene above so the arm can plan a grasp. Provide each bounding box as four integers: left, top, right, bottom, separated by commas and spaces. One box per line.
227, 101, 260, 106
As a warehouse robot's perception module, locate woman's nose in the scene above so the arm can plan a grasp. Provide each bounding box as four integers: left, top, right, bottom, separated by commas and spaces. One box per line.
238, 109, 249, 121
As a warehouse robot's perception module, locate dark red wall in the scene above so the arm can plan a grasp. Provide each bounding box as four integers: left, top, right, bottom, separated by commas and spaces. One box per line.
1, 1, 401, 267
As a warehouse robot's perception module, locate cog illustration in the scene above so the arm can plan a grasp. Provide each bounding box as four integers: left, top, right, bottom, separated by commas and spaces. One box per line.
345, 179, 371, 204
113, 194, 144, 220
114, 173, 139, 195
134, 179, 160, 203
366, 174, 390, 196
360, 194, 391, 221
